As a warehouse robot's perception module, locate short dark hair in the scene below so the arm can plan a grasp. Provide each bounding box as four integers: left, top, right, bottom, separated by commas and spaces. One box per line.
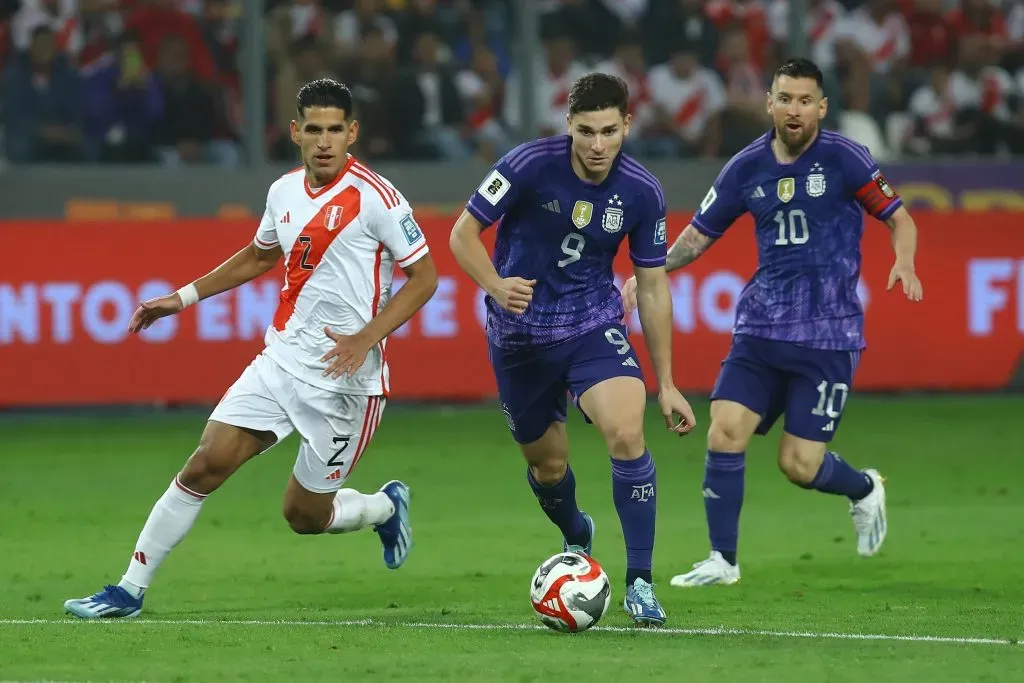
568, 73, 629, 117
295, 78, 354, 119
773, 58, 824, 91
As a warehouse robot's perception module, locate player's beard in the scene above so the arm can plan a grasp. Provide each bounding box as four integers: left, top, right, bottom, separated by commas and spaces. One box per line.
777, 121, 817, 154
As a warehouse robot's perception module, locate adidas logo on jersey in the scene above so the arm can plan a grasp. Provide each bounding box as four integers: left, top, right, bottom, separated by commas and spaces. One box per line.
325, 468, 342, 481
822, 420, 835, 433
621, 357, 639, 368
750, 187, 766, 199
281, 211, 291, 223
541, 200, 561, 213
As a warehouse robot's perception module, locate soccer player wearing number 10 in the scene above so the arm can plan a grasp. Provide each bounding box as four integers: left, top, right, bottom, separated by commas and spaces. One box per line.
450, 73, 698, 626
624, 58, 924, 586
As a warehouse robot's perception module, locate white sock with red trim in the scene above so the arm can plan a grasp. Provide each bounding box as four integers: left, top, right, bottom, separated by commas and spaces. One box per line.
119, 476, 207, 597
323, 488, 394, 534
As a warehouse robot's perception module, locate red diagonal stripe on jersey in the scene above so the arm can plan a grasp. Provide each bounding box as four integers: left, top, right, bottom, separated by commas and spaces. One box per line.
273, 185, 362, 332
352, 161, 399, 207
674, 88, 706, 126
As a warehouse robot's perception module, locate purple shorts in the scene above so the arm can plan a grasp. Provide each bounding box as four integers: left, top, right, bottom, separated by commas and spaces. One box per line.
488, 323, 645, 444
711, 334, 861, 443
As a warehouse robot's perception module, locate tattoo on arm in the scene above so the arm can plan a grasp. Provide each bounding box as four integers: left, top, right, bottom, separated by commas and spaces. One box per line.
666, 225, 716, 273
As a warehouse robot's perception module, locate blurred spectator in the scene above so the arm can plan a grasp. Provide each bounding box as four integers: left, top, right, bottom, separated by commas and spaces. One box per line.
2, 25, 85, 162
152, 34, 238, 166
644, 0, 718, 67
648, 42, 725, 158
127, 0, 217, 82
450, 5, 510, 78
767, 0, 845, 71
504, 31, 587, 137
704, 0, 770, 71
717, 27, 769, 156
908, 34, 1019, 156
271, 34, 333, 160
947, 0, 1008, 48
835, 0, 910, 124
456, 43, 512, 160
540, 0, 620, 61
594, 29, 659, 153
389, 30, 469, 159
81, 29, 163, 162
340, 23, 399, 160
334, 0, 397, 62
904, 0, 952, 70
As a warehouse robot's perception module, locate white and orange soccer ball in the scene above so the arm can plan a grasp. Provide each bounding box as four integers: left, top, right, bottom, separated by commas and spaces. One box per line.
529, 552, 611, 633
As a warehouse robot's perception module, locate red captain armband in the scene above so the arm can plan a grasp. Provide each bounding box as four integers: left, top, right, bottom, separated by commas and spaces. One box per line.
854, 170, 900, 219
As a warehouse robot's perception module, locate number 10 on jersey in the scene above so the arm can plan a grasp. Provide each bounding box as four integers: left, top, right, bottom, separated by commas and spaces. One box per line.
773, 209, 809, 246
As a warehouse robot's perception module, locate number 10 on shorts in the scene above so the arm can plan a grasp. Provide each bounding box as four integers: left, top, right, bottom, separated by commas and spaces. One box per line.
812, 380, 849, 418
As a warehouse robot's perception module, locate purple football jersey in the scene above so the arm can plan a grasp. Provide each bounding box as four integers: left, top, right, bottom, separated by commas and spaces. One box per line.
691, 129, 903, 351
466, 135, 667, 349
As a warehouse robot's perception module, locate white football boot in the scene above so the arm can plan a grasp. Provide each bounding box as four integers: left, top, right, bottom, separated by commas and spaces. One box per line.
669, 551, 740, 587
851, 469, 887, 557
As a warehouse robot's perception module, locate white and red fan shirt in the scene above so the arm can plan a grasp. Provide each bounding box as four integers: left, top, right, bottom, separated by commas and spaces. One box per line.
254, 156, 429, 397
593, 57, 655, 134
766, 0, 845, 70
648, 64, 726, 142
836, 8, 909, 74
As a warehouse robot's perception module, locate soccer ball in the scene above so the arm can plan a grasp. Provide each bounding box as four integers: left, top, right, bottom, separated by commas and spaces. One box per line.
529, 551, 611, 633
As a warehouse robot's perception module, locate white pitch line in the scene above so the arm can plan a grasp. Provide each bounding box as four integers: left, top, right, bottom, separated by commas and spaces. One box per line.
1, 618, 1020, 647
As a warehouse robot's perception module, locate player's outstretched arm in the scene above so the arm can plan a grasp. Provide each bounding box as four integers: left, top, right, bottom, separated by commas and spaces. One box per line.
665, 224, 717, 273
621, 225, 717, 315
450, 209, 535, 314
634, 266, 696, 435
884, 206, 923, 301
322, 254, 439, 379
128, 242, 282, 333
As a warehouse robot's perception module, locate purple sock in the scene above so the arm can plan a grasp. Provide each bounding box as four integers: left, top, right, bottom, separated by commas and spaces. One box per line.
704, 450, 745, 565
804, 451, 873, 500
610, 451, 656, 585
527, 466, 589, 547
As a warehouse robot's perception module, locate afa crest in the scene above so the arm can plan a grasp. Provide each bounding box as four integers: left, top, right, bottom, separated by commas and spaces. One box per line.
806, 174, 826, 198
602, 207, 624, 233
777, 178, 795, 203
571, 200, 593, 229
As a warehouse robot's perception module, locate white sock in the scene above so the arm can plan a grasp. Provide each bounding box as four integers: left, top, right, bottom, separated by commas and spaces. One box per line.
323, 489, 395, 534
119, 476, 207, 597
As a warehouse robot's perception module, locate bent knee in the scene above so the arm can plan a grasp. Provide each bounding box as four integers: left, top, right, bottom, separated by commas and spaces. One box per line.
707, 418, 753, 453
282, 503, 327, 535
604, 424, 645, 460
178, 443, 239, 493
777, 446, 820, 486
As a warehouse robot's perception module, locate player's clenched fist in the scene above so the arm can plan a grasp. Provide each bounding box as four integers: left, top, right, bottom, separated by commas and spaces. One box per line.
620, 275, 638, 315
128, 293, 185, 333
489, 277, 536, 314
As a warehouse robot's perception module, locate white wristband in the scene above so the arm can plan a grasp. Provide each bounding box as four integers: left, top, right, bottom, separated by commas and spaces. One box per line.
176, 283, 199, 308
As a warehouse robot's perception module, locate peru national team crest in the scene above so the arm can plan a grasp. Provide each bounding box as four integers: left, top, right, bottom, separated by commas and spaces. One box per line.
806, 163, 826, 198
602, 207, 624, 233
777, 178, 795, 203
571, 200, 593, 229
323, 205, 344, 231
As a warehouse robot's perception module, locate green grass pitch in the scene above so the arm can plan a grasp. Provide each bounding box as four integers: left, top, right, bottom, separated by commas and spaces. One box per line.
1, 396, 1023, 682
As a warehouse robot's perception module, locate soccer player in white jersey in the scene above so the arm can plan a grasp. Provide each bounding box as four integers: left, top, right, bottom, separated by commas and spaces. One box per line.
64, 79, 438, 619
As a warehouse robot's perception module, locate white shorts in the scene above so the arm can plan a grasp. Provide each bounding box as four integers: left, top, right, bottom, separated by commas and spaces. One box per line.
209, 352, 385, 493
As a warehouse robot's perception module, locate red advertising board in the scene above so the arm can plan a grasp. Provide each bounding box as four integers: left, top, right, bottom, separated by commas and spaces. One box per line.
1, 212, 1022, 406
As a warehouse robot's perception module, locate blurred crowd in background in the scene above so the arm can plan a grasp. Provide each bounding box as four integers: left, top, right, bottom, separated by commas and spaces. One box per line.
1, 0, 1023, 166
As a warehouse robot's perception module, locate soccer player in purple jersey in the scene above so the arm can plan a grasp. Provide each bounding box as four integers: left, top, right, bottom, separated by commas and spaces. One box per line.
450, 73, 697, 625
623, 58, 924, 586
